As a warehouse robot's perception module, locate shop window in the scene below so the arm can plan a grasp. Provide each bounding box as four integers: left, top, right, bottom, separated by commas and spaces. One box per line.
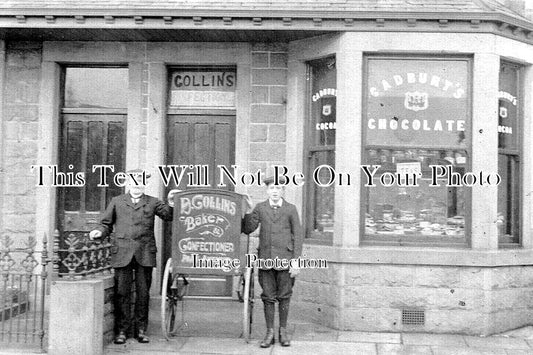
498, 62, 521, 245
305, 56, 336, 241
363, 56, 470, 245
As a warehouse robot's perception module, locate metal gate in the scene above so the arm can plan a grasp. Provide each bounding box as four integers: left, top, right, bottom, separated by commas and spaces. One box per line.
0, 233, 50, 350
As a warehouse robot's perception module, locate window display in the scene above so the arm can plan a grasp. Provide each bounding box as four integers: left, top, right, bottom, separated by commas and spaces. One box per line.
363, 57, 470, 244
306, 56, 336, 241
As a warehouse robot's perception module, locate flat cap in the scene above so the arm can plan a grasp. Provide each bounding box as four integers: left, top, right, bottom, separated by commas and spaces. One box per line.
263, 175, 288, 186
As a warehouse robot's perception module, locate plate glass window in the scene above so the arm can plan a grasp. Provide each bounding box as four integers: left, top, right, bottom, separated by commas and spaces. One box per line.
363, 57, 470, 245
498, 62, 521, 245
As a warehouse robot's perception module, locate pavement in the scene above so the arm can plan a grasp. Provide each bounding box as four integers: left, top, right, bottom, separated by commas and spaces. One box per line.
102, 299, 533, 355
2, 298, 533, 354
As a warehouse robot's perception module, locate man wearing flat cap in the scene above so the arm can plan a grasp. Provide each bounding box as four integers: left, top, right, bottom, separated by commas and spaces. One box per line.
90, 169, 178, 344
242, 175, 303, 348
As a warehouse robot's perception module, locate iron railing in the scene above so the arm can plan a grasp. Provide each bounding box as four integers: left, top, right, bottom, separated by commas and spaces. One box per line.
0, 233, 49, 350
52, 230, 113, 280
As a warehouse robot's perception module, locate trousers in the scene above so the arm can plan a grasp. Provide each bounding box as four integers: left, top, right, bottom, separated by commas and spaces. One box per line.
114, 257, 152, 334
258, 269, 294, 303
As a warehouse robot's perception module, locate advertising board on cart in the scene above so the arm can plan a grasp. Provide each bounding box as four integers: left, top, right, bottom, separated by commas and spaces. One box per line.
172, 189, 244, 276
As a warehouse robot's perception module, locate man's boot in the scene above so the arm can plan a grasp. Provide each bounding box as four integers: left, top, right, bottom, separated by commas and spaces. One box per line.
260, 328, 275, 348
279, 327, 290, 347
260, 302, 275, 348
279, 299, 290, 346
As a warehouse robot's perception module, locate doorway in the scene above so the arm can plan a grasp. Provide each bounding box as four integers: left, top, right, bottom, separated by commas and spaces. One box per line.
164, 113, 236, 297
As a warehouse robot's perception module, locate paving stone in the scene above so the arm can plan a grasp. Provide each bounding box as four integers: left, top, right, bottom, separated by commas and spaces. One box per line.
338, 331, 401, 344
179, 337, 269, 354
292, 323, 338, 342
377, 344, 433, 355
504, 350, 533, 355
402, 333, 467, 346
432, 346, 507, 355
271, 341, 376, 355
463, 336, 530, 350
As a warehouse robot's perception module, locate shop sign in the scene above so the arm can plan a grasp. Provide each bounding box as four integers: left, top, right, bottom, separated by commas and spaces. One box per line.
498, 63, 519, 150
172, 189, 243, 275
498, 90, 517, 135
366, 59, 469, 148
170, 70, 236, 107
312, 88, 336, 131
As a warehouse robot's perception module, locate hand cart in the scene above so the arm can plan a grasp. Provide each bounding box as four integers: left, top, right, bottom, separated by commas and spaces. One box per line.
160, 189, 255, 342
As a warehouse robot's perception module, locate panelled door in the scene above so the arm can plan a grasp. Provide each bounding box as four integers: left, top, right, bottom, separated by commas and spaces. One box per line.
58, 114, 126, 232
58, 67, 128, 234
164, 114, 236, 297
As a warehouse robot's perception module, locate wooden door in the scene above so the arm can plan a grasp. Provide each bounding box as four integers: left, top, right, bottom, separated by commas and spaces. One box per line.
164, 114, 235, 297
58, 114, 126, 232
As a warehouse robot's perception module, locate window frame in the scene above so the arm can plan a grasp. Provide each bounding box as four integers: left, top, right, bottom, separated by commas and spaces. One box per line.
303, 55, 337, 244
360, 54, 473, 247
498, 60, 524, 248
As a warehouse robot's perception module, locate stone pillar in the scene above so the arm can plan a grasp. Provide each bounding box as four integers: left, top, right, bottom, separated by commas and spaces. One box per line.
335, 34, 363, 247
471, 53, 499, 250
248, 43, 288, 201
0, 40, 5, 235
48, 279, 104, 355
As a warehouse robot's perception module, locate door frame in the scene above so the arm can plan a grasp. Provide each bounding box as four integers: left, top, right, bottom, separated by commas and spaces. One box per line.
163, 110, 237, 296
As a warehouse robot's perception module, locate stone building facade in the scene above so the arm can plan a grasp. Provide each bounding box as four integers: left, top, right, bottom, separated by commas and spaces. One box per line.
0, 0, 533, 337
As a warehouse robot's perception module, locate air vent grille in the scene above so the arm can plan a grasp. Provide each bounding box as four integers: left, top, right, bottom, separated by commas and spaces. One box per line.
402, 309, 425, 325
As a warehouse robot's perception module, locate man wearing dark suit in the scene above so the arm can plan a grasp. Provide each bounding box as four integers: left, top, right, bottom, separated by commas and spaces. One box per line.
242, 176, 303, 348
90, 169, 177, 344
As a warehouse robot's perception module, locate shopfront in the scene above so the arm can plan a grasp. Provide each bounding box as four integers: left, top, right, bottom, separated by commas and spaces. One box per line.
290, 31, 533, 334
1, 0, 533, 336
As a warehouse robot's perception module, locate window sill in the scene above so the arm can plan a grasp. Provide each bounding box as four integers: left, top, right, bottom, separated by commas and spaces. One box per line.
301, 243, 533, 267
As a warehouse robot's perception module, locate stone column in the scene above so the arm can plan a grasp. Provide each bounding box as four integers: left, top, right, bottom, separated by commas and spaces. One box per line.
471, 53, 499, 250
335, 33, 363, 247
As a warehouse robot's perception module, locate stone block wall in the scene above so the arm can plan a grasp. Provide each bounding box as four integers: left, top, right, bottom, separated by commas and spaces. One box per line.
103, 276, 115, 344
1, 42, 42, 242
138, 62, 150, 168
248, 43, 288, 200
294, 263, 533, 335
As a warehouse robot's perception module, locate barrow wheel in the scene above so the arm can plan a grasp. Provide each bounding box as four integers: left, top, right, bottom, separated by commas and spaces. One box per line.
161, 258, 189, 340
242, 266, 254, 342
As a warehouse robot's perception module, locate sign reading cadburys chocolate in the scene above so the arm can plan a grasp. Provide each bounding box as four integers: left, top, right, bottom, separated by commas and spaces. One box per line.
366, 59, 469, 148
172, 189, 243, 275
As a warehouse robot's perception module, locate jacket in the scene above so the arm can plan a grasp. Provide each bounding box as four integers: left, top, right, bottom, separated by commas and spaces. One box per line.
242, 199, 303, 262
96, 193, 173, 268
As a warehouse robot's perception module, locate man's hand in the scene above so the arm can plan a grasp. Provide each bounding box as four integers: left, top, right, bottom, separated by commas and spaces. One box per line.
89, 230, 102, 241
243, 194, 254, 214
289, 265, 300, 278
167, 189, 181, 207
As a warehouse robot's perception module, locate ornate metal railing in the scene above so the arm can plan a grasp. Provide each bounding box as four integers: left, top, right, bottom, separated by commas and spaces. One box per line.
52, 230, 113, 280
0, 233, 49, 349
